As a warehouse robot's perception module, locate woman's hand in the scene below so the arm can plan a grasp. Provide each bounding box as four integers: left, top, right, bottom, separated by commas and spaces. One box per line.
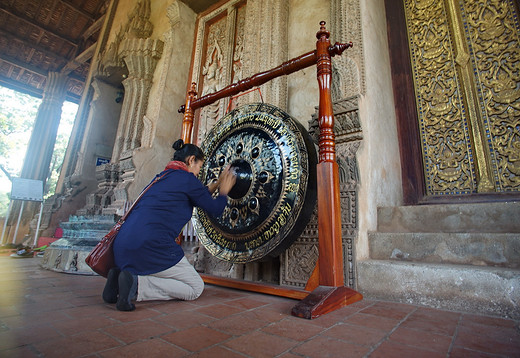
217, 166, 236, 196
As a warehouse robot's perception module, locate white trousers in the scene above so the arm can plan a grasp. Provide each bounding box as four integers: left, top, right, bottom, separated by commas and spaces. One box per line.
136, 257, 204, 301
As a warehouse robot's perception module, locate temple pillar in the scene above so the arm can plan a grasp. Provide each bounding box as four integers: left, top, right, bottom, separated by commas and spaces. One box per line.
20, 72, 68, 185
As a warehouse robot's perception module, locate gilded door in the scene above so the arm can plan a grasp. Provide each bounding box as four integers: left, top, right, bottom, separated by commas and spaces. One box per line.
403, 0, 520, 196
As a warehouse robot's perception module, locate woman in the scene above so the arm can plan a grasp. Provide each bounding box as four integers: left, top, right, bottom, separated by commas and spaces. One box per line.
103, 139, 236, 311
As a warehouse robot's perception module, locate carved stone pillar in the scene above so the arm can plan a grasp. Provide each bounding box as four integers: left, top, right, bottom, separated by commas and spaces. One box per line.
329, 0, 365, 99
102, 38, 163, 215
21, 72, 68, 184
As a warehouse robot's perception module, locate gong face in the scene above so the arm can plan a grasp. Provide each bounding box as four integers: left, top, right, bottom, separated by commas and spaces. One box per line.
194, 103, 317, 263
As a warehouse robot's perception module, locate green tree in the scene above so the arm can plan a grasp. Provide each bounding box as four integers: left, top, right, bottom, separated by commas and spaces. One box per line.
0, 86, 77, 213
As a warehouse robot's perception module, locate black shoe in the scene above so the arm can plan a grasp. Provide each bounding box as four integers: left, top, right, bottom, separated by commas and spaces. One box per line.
102, 267, 120, 304
116, 270, 137, 311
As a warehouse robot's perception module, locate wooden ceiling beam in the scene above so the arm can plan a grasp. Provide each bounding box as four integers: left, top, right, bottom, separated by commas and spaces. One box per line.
0, 54, 47, 76
60, 43, 96, 75
58, 0, 97, 21
0, 28, 70, 65
82, 14, 105, 40
0, 5, 79, 48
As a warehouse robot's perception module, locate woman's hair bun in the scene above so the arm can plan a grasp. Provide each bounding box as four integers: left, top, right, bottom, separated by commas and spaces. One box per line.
172, 139, 184, 150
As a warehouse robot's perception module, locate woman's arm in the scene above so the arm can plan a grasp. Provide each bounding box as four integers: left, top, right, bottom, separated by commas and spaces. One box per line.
207, 165, 235, 194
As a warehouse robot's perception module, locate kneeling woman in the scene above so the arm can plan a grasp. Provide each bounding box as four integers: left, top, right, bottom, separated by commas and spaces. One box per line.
103, 139, 236, 311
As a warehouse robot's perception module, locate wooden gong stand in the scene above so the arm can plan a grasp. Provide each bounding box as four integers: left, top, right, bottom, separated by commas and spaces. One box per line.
179, 21, 362, 319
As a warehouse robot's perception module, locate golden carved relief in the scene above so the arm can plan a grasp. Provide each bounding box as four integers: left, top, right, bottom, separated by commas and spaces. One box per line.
461, 0, 520, 191
405, 0, 476, 194
404, 0, 520, 195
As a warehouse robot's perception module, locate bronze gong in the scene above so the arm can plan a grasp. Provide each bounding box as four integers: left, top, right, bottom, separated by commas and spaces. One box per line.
193, 103, 317, 263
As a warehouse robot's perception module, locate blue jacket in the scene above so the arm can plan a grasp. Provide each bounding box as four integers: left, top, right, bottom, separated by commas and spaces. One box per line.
113, 169, 227, 275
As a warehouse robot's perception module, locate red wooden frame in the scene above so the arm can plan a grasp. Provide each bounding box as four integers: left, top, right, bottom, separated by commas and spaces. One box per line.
179, 21, 362, 319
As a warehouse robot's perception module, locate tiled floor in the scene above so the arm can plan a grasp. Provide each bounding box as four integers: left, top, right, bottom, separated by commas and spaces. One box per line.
0, 256, 519, 358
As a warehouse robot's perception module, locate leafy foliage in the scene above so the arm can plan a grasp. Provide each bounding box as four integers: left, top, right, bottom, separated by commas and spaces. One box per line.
0, 86, 77, 215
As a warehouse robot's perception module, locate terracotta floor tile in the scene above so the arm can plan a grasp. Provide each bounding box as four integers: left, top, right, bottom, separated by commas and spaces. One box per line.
324, 323, 388, 347
360, 302, 415, 321
370, 300, 417, 312
263, 301, 296, 316
369, 340, 446, 358
104, 306, 163, 322
460, 313, 517, 328
33, 330, 121, 358
1, 345, 41, 358
162, 326, 231, 352
449, 346, 502, 358
60, 304, 111, 319
400, 309, 460, 336
262, 317, 324, 341
239, 307, 288, 324
152, 310, 216, 330
278, 353, 305, 358
224, 331, 297, 358
102, 319, 173, 344
222, 297, 270, 310
310, 306, 361, 328
291, 336, 370, 358
52, 315, 117, 335
0, 324, 62, 350
204, 286, 250, 300
208, 313, 266, 335
348, 298, 376, 309
1, 257, 519, 358
190, 345, 248, 358
388, 326, 452, 353
0, 310, 70, 329
99, 338, 188, 358
148, 300, 197, 315
453, 324, 520, 357
195, 303, 245, 319
188, 292, 229, 306
344, 312, 400, 331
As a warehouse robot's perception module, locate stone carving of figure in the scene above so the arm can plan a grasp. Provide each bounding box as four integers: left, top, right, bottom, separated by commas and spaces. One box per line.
233, 35, 244, 83
202, 40, 223, 96
199, 40, 224, 142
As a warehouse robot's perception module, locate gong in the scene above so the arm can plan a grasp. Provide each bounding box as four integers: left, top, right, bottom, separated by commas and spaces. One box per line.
193, 103, 317, 263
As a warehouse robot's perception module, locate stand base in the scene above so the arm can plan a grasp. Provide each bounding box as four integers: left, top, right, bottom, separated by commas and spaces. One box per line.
201, 274, 309, 300
291, 285, 363, 319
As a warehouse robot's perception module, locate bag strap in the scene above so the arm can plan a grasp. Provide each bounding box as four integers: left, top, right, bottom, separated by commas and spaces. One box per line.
118, 170, 172, 223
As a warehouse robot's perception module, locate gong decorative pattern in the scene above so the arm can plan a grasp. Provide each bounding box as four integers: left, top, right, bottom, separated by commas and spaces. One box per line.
193, 103, 317, 263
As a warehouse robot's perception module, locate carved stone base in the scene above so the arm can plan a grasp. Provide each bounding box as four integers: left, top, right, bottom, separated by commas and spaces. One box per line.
40, 215, 117, 275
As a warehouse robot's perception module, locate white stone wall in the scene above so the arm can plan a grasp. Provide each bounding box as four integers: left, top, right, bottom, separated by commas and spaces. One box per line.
356, 0, 402, 259
287, 0, 329, 125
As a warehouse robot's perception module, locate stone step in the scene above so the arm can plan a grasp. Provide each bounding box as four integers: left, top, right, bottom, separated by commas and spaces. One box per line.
377, 202, 520, 233
357, 259, 520, 320
368, 232, 520, 268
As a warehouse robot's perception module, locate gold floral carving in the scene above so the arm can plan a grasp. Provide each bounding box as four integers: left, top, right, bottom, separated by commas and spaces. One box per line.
460, 0, 520, 191
404, 0, 520, 195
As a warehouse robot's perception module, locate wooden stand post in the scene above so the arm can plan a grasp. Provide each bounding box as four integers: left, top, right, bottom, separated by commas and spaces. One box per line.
181, 82, 197, 143
291, 22, 362, 319
179, 22, 361, 319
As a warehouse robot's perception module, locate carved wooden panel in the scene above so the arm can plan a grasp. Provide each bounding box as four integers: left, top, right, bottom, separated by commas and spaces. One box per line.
404, 0, 520, 195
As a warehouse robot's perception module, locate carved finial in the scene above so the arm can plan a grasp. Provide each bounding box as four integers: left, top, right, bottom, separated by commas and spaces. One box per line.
329, 42, 354, 57
316, 21, 330, 40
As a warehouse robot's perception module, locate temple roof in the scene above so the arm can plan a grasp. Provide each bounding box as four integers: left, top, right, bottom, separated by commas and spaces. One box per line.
0, 0, 108, 103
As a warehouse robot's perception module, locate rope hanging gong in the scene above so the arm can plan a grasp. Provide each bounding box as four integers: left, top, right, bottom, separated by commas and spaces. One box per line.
194, 103, 317, 263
